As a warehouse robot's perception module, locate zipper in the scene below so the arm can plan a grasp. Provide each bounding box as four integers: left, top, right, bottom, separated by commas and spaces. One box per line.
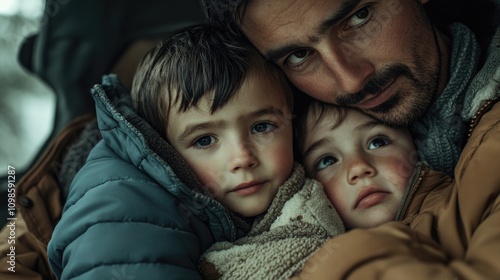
467, 99, 496, 140
395, 164, 430, 221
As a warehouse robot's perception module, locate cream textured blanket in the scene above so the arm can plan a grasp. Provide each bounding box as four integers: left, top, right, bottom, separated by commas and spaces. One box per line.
199, 165, 345, 279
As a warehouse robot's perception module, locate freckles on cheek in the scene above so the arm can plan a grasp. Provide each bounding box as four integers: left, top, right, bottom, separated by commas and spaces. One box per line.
396, 159, 415, 178
390, 157, 416, 180
195, 169, 227, 193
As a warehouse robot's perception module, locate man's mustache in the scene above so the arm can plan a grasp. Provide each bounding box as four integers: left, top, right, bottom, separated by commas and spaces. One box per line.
336, 64, 413, 107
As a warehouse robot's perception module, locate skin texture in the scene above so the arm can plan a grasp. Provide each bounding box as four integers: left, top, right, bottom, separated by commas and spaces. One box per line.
167, 68, 294, 217
241, 0, 450, 126
301, 107, 417, 229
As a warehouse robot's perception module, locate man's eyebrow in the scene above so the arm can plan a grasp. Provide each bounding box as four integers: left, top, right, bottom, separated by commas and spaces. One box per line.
177, 120, 224, 143
265, 44, 304, 63
317, 0, 363, 34
264, 0, 363, 63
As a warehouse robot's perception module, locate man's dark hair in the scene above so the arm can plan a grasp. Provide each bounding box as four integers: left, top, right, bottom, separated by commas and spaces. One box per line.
202, 0, 250, 27
131, 23, 291, 138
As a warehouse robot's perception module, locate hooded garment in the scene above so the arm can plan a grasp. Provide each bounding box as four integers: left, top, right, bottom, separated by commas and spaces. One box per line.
46, 75, 250, 280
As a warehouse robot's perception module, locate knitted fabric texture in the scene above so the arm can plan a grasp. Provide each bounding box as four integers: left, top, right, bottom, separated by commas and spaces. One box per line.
462, 26, 500, 119
411, 23, 480, 176
199, 165, 345, 279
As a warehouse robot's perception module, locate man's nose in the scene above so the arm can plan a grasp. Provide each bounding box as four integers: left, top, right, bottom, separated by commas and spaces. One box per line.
322, 42, 374, 94
228, 140, 259, 173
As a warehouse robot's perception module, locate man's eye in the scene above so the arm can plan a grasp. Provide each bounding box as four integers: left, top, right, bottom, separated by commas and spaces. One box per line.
346, 7, 372, 29
368, 136, 390, 150
315, 156, 338, 171
287, 49, 311, 66
252, 122, 276, 133
195, 135, 216, 148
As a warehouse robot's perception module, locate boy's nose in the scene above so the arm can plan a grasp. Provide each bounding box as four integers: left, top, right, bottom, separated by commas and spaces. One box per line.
228, 141, 259, 173
346, 156, 376, 184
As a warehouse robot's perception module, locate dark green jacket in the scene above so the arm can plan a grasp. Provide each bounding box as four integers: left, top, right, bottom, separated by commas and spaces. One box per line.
48, 75, 249, 279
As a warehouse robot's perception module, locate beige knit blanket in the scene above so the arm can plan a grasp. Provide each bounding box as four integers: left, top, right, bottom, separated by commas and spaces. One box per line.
199, 165, 345, 279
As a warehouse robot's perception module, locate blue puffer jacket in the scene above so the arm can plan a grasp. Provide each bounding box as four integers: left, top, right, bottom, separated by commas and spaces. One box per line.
47, 75, 249, 280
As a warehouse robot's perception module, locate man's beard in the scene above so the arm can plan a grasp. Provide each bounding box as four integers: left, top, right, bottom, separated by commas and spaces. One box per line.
336, 62, 438, 126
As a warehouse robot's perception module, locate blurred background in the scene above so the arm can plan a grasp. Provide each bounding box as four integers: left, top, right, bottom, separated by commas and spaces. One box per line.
0, 0, 207, 227
0, 0, 55, 177
0, 0, 54, 224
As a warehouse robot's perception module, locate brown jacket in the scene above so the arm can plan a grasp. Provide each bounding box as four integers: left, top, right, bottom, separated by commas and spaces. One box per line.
294, 99, 500, 280
0, 113, 96, 280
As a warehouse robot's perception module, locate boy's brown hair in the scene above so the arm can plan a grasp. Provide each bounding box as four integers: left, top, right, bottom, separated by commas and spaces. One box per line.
293, 97, 348, 164
131, 23, 292, 139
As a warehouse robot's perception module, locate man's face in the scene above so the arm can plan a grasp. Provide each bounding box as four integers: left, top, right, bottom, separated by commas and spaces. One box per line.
241, 0, 446, 126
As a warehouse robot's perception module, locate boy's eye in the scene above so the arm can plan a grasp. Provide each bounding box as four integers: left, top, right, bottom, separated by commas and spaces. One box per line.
286, 49, 311, 67
252, 122, 276, 133
368, 136, 390, 150
195, 135, 217, 148
345, 7, 372, 29
315, 155, 338, 171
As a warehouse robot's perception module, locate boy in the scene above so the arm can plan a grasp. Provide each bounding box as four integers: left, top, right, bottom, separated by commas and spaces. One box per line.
292, 97, 500, 279
295, 99, 419, 230
133, 24, 346, 278
48, 24, 344, 280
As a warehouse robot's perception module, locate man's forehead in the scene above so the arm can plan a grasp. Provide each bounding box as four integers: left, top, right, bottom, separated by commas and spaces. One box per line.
241, 0, 361, 58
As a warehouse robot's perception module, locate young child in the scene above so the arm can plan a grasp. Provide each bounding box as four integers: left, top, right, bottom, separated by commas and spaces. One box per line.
131, 25, 345, 279
51, 23, 333, 279
295, 99, 419, 230
291, 97, 500, 279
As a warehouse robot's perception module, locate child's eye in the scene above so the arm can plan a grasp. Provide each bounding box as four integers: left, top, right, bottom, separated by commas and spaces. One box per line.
345, 6, 372, 30
368, 136, 390, 150
252, 122, 276, 134
194, 135, 217, 148
315, 155, 338, 171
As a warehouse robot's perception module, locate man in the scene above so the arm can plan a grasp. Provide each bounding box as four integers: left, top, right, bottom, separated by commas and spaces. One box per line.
203, 0, 500, 176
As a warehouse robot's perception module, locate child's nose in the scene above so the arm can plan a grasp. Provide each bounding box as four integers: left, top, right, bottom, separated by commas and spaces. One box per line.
346, 156, 376, 184
228, 141, 259, 173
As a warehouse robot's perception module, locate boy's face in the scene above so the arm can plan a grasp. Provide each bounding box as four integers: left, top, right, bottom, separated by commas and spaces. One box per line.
302, 108, 416, 229
167, 71, 294, 217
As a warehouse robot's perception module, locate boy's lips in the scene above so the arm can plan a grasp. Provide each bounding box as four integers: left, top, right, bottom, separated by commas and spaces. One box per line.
231, 181, 266, 196
354, 186, 390, 209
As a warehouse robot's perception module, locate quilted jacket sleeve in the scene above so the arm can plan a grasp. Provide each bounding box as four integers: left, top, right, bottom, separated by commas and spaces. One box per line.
47, 147, 210, 280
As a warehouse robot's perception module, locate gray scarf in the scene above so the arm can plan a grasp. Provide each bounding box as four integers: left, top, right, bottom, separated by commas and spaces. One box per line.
411, 23, 481, 176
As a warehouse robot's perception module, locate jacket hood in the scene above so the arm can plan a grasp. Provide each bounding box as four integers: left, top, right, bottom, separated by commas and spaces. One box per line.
91, 74, 250, 241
